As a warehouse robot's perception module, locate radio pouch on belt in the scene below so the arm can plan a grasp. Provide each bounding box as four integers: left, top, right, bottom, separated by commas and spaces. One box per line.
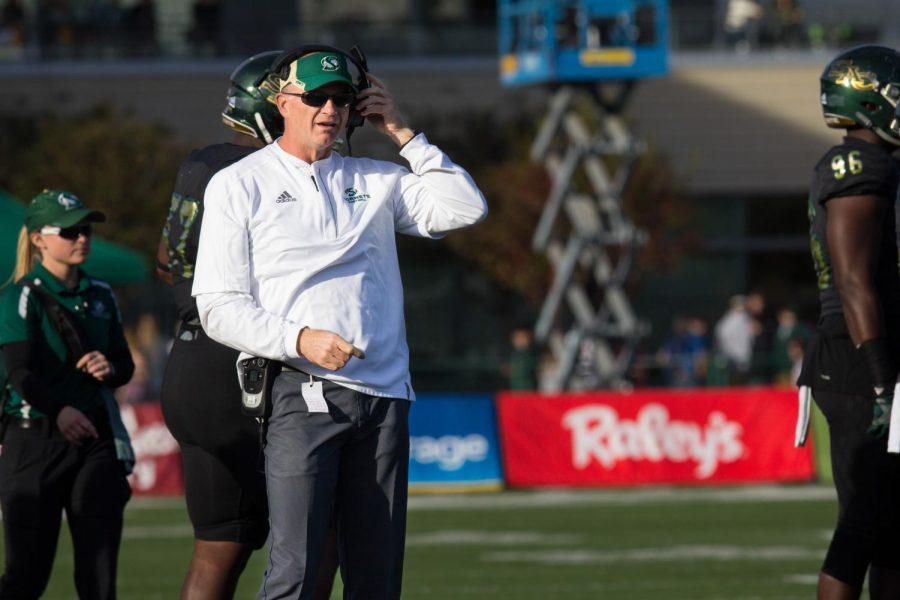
239, 357, 281, 473
239, 356, 281, 418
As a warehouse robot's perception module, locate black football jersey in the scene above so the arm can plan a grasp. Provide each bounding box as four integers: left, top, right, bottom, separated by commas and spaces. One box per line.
162, 143, 258, 322
807, 136, 900, 320
799, 137, 900, 393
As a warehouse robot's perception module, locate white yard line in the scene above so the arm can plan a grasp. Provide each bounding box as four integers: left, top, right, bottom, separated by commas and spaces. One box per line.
784, 574, 820, 585
482, 545, 824, 564
406, 531, 581, 546
121, 524, 193, 539
125, 483, 836, 514
405, 484, 836, 511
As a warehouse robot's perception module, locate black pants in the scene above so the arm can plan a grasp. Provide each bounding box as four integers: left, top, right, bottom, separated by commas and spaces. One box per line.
161, 326, 268, 547
0, 417, 131, 599
815, 388, 900, 588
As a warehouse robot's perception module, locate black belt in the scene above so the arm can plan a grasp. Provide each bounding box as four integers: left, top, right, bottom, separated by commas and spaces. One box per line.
181, 318, 202, 331
5, 407, 107, 433
279, 364, 324, 383
176, 318, 203, 340
5, 416, 54, 435
9, 416, 47, 428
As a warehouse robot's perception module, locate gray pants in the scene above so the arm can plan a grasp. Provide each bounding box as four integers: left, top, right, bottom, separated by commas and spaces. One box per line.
257, 371, 410, 600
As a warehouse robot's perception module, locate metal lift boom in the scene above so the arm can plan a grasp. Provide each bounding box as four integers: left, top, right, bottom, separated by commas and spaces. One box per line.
498, 0, 669, 390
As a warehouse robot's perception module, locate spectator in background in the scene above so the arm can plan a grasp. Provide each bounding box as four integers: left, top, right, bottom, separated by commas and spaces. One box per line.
747, 291, 776, 384
787, 336, 805, 387
723, 0, 763, 53
771, 0, 807, 49
122, 0, 156, 57
537, 348, 560, 392
658, 316, 709, 387
115, 344, 152, 405
88, 0, 122, 59
0, 0, 22, 29
685, 317, 709, 385
714, 294, 753, 384
186, 0, 221, 57
37, 0, 74, 59
657, 316, 688, 386
0, 0, 25, 58
131, 312, 170, 400
505, 326, 539, 391
771, 306, 810, 386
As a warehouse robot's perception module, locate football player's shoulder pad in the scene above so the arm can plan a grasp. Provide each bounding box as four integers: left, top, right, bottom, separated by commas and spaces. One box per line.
815, 139, 898, 202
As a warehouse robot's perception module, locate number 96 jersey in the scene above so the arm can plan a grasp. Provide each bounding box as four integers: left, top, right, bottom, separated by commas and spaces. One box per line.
807, 136, 900, 319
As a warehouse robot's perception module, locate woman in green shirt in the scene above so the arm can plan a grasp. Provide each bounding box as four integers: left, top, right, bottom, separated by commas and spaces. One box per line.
0, 189, 134, 599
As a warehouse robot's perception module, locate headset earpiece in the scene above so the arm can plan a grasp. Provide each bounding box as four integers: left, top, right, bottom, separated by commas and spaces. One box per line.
346, 45, 370, 130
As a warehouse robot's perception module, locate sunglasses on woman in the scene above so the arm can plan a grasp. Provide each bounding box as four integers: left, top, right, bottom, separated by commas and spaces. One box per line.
40, 224, 93, 240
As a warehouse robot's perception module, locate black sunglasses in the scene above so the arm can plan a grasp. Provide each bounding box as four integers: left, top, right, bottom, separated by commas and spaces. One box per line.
57, 224, 94, 240
281, 90, 355, 108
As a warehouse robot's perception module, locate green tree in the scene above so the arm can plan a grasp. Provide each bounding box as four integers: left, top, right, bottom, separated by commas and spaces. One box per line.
0, 106, 187, 258
0, 104, 693, 308
416, 110, 551, 304
418, 108, 693, 304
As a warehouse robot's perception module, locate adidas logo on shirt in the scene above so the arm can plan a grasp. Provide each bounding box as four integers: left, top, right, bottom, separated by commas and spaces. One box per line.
276, 191, 297, 203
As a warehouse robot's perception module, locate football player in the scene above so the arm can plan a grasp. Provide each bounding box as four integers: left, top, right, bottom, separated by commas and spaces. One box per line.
799, 45, 900, 599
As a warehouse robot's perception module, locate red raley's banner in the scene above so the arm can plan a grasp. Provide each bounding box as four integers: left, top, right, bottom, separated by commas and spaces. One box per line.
497, 387, 815, 486
120, 402, 183, 495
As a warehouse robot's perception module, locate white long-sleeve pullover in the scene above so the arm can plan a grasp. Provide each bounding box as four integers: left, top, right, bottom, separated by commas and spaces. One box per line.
192, 133, 487, 400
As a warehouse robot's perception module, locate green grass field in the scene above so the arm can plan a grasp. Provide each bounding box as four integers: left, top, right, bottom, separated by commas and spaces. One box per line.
18, 484, 838, 599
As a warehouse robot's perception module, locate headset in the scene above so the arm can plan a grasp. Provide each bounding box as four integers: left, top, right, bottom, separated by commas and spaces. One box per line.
271, 43, 370, 152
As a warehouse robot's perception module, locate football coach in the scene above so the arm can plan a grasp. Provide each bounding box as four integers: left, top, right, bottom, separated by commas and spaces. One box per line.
192, 46, 487, 599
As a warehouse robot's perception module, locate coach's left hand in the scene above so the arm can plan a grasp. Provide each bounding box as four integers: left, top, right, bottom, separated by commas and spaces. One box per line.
355, 73, 416, 147
76, 351, 114, 382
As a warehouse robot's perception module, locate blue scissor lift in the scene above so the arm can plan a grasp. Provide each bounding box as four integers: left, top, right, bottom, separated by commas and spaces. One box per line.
499, 0, 669, 390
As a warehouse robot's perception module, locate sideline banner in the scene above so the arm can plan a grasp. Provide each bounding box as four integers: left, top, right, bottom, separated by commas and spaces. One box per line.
120, 394, 506, 496
409, 394, 504, 491
497, 388, 815, 486
120, 402, 183, 495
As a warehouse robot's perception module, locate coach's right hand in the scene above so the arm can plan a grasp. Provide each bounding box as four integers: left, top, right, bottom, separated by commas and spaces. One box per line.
297, 328, 365, 371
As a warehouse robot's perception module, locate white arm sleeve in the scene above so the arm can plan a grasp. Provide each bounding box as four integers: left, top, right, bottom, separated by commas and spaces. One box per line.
393, 133, 488, 238
192, 172, 303, 361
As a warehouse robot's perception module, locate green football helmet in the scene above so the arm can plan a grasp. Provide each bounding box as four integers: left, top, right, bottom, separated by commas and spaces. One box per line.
221, 50, 284, 144
820, 45, 900, 146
